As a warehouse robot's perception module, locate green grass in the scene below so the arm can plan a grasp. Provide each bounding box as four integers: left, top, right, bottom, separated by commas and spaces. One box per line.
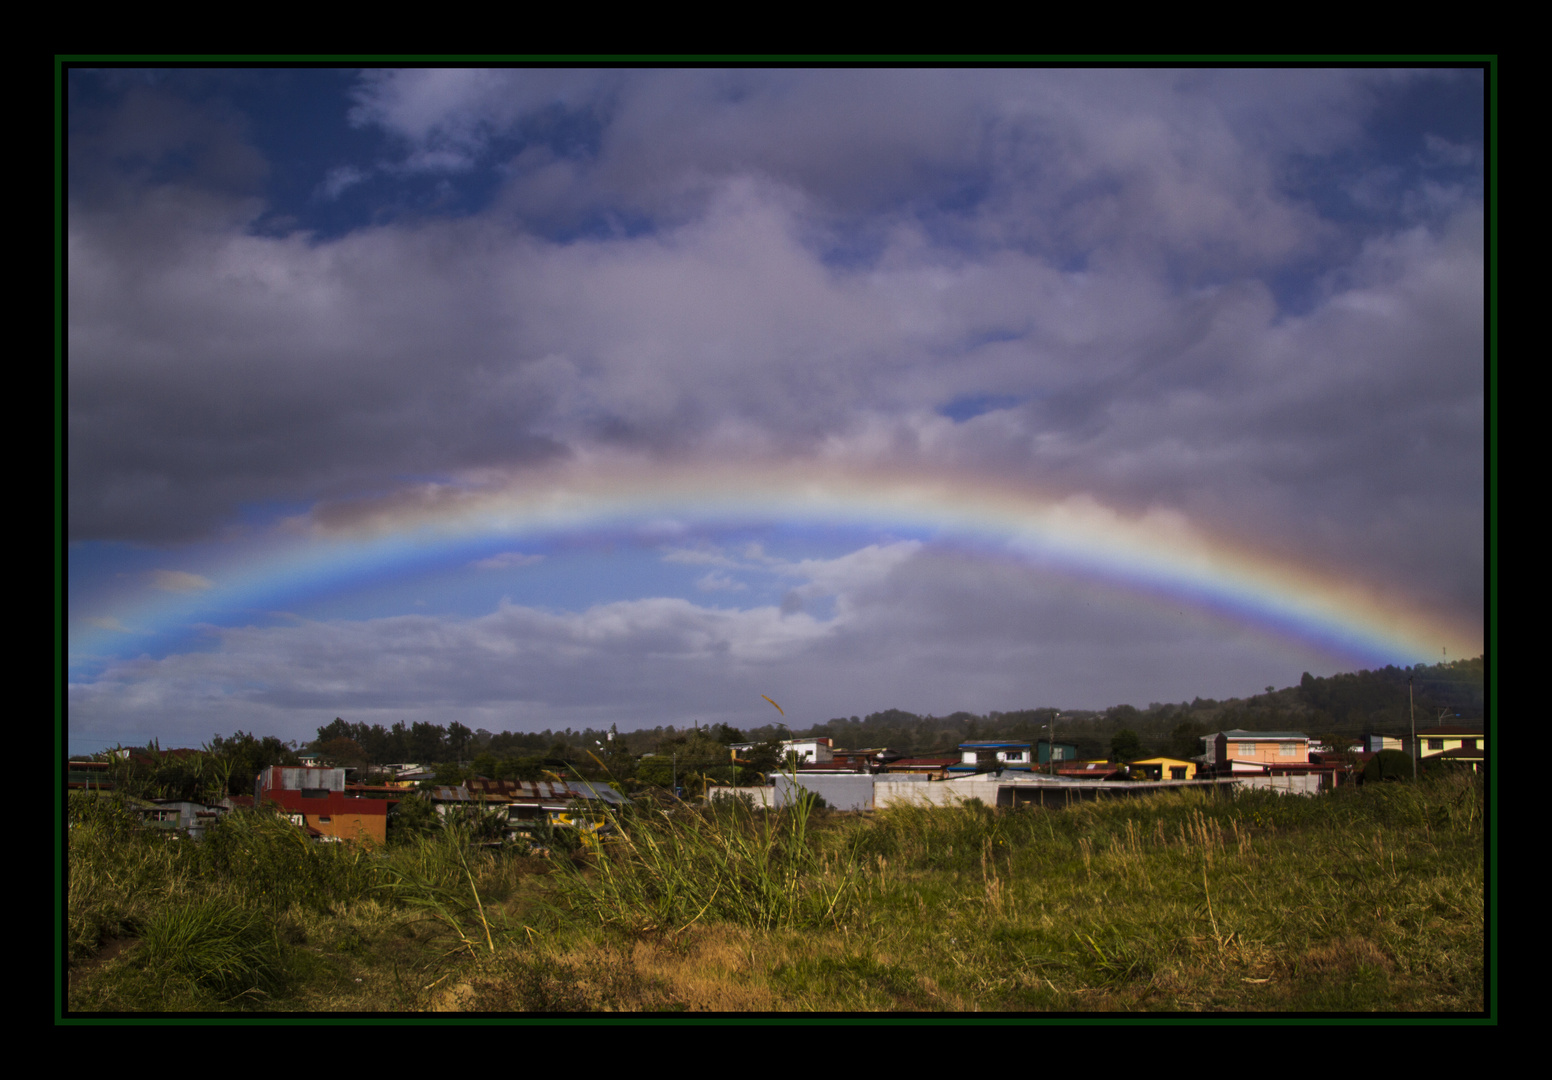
135, 897, 284, 1002
547, 789, 862, 934
65, 771, 1486, 1013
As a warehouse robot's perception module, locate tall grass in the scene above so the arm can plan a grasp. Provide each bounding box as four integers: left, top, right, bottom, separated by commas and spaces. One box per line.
550, 789, 862, 934
67, 795, 190, 959
197, 808, 386, 913
69, 771, 1484, 1012
377, 826, 506, 958
136, 897, 284, 1001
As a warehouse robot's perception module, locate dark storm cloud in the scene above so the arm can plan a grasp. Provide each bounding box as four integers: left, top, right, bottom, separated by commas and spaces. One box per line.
67, 66, 1483, 631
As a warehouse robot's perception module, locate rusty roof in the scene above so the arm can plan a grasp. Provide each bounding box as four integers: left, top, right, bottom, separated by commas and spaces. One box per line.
430, 780, 629, 806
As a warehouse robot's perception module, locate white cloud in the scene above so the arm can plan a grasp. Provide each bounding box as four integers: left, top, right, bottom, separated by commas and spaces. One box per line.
67, 543, 1370, 746
470, 551, 545, 570
695, 571, 747, 592
83, 616, 134, 633
149, 570, 214, 593
319, 165, 368, 200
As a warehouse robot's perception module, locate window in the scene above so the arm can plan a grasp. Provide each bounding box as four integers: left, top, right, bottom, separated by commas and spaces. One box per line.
1279, 743, 1299, 756
1170, 766, 1187, 780
1464, 739, 1478, 750
1052, 748, 1066, 761
301, 788, 329, 799
1427, 739, 1444, 751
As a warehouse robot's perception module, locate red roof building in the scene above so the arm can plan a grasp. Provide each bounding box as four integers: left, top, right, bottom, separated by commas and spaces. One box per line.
257, 765, 387, 844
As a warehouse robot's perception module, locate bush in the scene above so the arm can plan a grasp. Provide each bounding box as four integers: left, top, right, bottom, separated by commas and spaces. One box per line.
1363, 749, 1417, 784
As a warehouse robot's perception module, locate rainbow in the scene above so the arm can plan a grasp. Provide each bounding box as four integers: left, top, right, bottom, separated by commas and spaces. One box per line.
68, 456, 1481, 668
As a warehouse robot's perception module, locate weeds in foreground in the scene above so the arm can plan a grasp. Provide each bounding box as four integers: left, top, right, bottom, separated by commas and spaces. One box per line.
550, 787, 863, 934
378, 828, 503, 959
67, 771, 1485, 1013
136, 897, 284, 1001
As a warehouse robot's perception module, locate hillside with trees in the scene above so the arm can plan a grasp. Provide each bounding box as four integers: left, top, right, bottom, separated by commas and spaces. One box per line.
81, 656, 1485, 792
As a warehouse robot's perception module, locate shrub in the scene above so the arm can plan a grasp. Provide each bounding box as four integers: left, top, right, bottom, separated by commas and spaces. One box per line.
1363, 749, 1417, 784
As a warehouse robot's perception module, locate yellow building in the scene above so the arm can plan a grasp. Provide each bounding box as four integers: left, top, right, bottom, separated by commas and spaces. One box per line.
1418, 726, 1485, 771
1129, 756, 1197, 781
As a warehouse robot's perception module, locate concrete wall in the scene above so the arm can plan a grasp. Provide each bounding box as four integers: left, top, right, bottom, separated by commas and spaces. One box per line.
875, 776, 993, 808
707, 778, 978, 811
772, 773, 877, 811
1233, 772, 1323, 796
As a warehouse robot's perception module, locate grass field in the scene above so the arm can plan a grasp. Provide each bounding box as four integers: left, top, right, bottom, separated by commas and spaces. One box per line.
63, 770, 1487, 1014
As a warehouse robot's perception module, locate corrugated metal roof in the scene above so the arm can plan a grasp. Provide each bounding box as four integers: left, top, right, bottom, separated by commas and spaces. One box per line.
429, 780, 629, 806
1213, 730, 1309, 740
265, 766, 346, 792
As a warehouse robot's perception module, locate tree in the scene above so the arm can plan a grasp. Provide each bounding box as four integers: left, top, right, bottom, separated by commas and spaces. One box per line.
316, 717, 354, 745
207, 731, 299, 799
1110, 729, 1143, 763
740, 739, 784, 778
710, 723, 744, 745
388, 792, 440, 844
1167, 720, 1207, 760
410, 722, 447, 763
636, 755, 675, 789
1362, 749, 1416, 784
315, 737, 367, 771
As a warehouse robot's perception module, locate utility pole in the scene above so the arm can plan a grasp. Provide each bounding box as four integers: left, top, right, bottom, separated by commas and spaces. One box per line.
1409, 676, 1417, 781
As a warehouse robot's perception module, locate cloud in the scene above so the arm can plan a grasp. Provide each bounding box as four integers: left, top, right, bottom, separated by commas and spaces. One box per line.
65, 69, 1485, 743
470, 551, 545, 571
318, 165, 369, 200
149, 570, 214, 593
661, 544, 742, 568
695, 571, 747, 592
67, 543, 1369, 746
83, 616, 134, 633
347, 68, 607, 174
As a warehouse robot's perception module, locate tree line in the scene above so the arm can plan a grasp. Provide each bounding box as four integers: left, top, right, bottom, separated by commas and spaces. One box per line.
81, 655, 1484, 795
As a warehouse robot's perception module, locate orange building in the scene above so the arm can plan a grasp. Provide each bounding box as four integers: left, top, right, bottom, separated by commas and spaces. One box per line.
1208, 730, 1310, 773
257, 765, 387, 844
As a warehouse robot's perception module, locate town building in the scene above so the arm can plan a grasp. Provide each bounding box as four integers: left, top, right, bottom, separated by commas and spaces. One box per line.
256, 765, 388, 844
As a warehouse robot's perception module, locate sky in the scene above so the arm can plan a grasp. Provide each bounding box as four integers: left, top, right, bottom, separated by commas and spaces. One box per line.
63, 65, 1488, 755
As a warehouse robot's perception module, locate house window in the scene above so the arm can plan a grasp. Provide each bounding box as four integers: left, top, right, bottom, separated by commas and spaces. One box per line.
1464, 739, 1478, 750
1427, 739, 1444, 751
1170, 767, 1187, 780
301, 788, 329, 799
1052, 748, 1066, 761
318, 816, 332, 824
1279, 743, 1299, 756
